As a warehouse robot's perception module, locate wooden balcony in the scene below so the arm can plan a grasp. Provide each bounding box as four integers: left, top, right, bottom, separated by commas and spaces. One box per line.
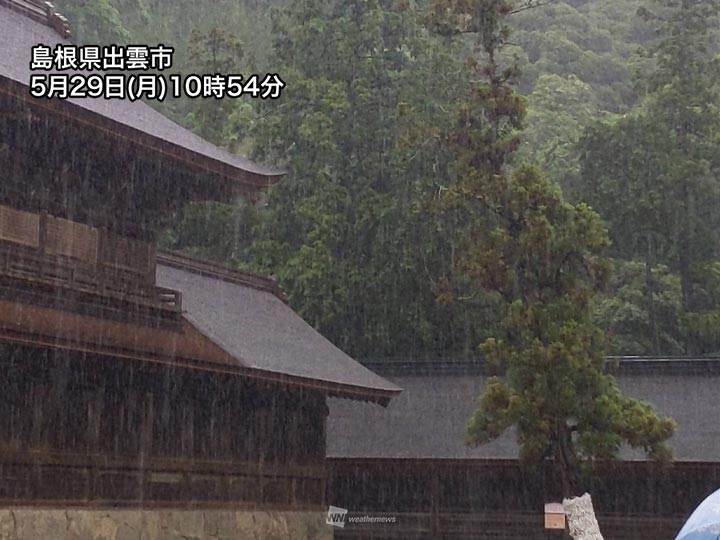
0, 205, 181, 328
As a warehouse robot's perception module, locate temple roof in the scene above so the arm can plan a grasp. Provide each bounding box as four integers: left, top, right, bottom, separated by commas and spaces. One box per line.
0, 247, 399, 403
156, 253, 401, 404
327, 358, 720, 461
0, 1, 282, 194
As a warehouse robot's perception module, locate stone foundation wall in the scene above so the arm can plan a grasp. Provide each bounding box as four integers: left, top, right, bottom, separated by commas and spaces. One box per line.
0, 509, 332, 540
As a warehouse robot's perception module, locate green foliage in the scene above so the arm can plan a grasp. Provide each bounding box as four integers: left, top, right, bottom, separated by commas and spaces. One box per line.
579, 110, 679, 262
159, 201, 262, 267
510, 0, 655, 111
461, 166, 676, 494
579, 0, 720, 354
55, 0, 132, 44
430, 0, 675, 494
594, 260, 683, 356
184, 26, 251, 144
244, 0, 496, 358
515, 73, 600, 199
504, 0, 671, 198
59, 0, 720, 363
684, 262, 720, 353
155, 22, 260, 274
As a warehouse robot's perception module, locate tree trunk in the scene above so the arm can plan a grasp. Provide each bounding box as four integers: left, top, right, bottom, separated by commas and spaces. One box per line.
555, 422, 578, 497
678, 169, 698, 355
645, 232, 661, 355
675, 5, 697, 353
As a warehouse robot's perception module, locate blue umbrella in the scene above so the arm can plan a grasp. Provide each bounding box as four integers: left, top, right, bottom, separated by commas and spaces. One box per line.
677, 488, 720, 540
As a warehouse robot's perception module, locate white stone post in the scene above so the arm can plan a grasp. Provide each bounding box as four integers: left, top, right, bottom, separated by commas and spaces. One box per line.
563, 493, 604, 540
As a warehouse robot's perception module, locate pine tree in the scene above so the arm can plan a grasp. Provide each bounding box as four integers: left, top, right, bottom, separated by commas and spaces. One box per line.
429, 0, 676, 495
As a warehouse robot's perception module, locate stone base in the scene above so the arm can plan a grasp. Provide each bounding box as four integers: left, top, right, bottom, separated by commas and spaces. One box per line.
0, 508, 332, 540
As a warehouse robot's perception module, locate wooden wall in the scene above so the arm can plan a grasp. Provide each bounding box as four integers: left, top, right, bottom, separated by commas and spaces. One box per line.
0, 90, 232, 242
0, 344, 327, 509
327, 458, 716, 539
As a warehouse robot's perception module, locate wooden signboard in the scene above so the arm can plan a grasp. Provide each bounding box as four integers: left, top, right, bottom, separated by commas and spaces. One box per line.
545, 502, 566, 530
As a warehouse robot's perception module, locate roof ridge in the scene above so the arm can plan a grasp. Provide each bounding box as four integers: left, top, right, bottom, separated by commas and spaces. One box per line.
362, 355, 720, 363
156, 250, 288, 303
0, 0, 71, 38
359, 356, 720, 376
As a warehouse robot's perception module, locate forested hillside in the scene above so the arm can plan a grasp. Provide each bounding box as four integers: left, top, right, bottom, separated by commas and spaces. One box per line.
55, 0, 720, 360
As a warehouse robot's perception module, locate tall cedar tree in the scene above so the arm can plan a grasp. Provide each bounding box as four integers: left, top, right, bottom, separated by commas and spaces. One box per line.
185, 27, 249, 145
160, 26, 260, 267
248, 0, 500, 358
428, 0, 676, 495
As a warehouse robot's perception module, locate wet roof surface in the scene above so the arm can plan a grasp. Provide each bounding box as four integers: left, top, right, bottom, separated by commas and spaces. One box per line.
157, 263, 401, 398
0, 4, 281, 178
327, 364, 720, 461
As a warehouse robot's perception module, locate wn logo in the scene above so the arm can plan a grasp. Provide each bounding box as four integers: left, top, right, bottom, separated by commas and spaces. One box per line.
326, 506, 348, 528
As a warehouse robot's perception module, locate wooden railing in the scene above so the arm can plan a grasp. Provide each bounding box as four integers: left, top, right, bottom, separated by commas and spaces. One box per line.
0, 205, 181, 326
0, 243, 180, 307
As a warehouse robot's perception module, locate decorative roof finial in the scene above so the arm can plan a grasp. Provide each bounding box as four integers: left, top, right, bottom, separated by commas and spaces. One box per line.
0, 0, 71, 39
44, 1, 72, 39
